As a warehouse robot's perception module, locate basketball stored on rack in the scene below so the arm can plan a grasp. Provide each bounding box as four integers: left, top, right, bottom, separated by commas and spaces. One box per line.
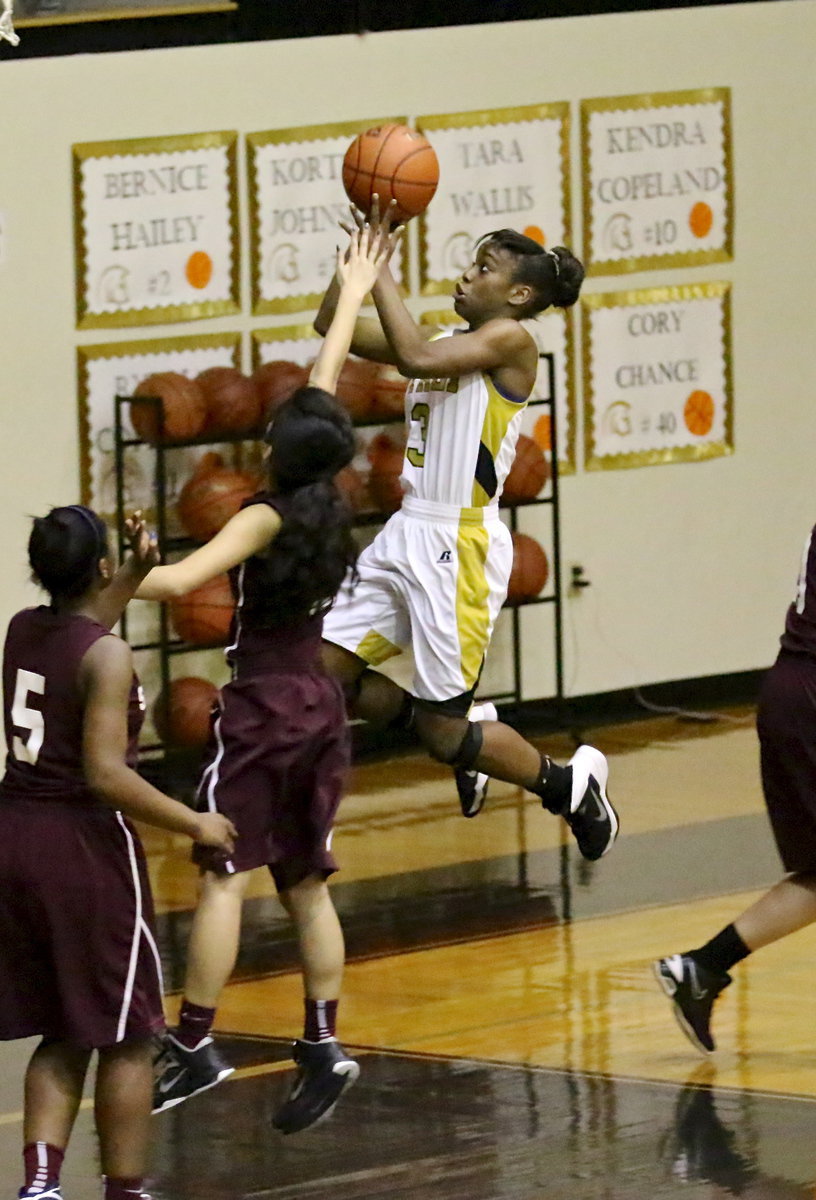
130, 372, 207, 445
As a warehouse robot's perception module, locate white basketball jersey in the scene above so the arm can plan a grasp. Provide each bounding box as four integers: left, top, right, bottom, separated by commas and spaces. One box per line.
401, 331, 528, 508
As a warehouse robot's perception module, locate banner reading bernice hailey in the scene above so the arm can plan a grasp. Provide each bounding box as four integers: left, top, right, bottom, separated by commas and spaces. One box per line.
247, 117, 405, 316
415, 103, 571, 295
73, 132, 240, 328
583, 282, 732, 470
581, 88, 732, 275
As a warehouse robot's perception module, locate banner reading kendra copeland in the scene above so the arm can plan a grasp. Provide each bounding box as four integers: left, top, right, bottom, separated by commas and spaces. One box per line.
581, 88, 732, 276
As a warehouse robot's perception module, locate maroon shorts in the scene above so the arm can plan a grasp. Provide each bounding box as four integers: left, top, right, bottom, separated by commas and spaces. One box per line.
757, 651, 816, 873
0, 798, 165, 1049
193, 669, 350, 891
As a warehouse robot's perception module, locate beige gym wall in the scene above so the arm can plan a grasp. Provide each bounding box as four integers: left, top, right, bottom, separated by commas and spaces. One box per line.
0, 0, 813, 707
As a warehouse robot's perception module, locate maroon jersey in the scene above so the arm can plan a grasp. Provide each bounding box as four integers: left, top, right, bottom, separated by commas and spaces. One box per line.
780, 525, 816, 658
0, 607, 143, 804
225, 493, 326, 678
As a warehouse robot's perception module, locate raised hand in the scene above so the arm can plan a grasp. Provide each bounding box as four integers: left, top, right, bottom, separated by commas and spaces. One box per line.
340, 195, 402, 263
336, 222, 392, 296
124, 510, 159, 572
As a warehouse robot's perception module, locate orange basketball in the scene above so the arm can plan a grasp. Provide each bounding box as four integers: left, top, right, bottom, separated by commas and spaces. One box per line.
506, 532, 549, 605
335, 357, 380, 422
252, 360, 310, 427
197, 367, 262, 437
684, 390, 715, 437
176, 457, 258, 543
502, 434, 550, 504
367, 431, 405, 514
334, 464, 367, 513
169, 574, 234, 645
343, 124, 439, 222
130, 372, 207, 445
154, 676, 218, 749
370, 363, 408, 420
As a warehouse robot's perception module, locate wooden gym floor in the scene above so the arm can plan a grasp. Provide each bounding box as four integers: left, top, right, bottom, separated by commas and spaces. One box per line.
3, 705, 816, 1198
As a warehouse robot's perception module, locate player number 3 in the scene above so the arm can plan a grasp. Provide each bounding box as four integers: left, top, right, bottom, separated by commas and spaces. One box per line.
11, 667, 45, 765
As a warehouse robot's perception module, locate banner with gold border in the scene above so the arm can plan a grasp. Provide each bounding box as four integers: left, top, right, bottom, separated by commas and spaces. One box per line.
419, 308, 575, 475
73, 131, 240, 329
583, 282, 732, 471
247, 118, 407, 316
77, 332, 241, 522
581, 88, 733, 276
415, 104, 571, 296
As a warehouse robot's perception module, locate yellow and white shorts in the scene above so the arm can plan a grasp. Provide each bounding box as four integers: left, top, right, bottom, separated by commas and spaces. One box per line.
323, 496, 512, 713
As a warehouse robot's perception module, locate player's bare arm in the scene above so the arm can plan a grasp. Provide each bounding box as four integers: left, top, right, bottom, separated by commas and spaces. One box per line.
313, 209, 405, 365
80, 636, 236, 850
310, 224, 396, 391
374, 266, 537, 395
135, 503, 281, 601
95, 511, 159, 630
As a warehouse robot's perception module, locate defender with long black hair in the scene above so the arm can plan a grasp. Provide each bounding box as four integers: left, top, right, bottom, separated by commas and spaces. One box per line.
141, 223, 396, 1134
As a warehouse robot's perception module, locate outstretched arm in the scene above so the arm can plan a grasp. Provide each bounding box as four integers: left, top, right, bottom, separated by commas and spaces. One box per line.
309, 223, 397, 392
135, 503, 280, 601
96, 512, 159, 631
373, 263, 531, 380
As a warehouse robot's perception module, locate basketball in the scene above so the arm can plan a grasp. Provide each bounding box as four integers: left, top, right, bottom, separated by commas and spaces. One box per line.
506, 532, 549, 605
335, 357, 380, 422
334, 464, 367, 513
169, 573, 234, 645
367, 431, 406, 514
370, 364, 408, 420
176, 455, 258, 543
502, 434, 550, 504
252, 360, 310, 427
130, 372, 207, 444
342, 124, 439, 222
154, 676, 218, 749
197, 366, 262, 437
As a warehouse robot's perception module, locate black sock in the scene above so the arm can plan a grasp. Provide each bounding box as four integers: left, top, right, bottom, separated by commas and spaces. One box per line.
533, 755, 572, 814
689, 924, 750, 975
388, 690, 415, 732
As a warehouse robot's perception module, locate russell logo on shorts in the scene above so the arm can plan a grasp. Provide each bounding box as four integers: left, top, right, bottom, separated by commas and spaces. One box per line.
437, 550, 452, 563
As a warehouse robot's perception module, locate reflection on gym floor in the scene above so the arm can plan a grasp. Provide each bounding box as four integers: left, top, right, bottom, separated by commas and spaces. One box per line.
2, 709, 816, 1197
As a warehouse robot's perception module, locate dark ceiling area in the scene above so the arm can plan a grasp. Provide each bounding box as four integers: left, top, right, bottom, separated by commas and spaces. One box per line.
2, 0, 768, 60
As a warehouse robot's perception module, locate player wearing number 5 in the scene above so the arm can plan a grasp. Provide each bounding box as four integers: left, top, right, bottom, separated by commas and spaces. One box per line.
318, 202, 618, 859
0, 507, 236, 1200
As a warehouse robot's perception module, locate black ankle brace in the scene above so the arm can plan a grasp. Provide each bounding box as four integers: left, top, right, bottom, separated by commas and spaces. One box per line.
534, 755, 572, 814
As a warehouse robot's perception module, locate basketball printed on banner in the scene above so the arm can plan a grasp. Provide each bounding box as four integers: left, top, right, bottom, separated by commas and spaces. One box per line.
342, 124, 439, 222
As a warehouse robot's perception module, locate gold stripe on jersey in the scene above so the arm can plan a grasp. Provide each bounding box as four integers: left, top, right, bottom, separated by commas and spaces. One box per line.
471, 374, 526, 507
354, 629, 402, 667
455, 520, 491, 689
